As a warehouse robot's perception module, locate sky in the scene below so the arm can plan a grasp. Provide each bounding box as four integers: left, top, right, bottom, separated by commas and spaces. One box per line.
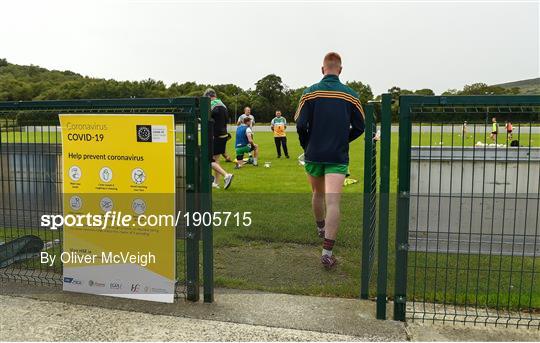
0, 0, 538, 95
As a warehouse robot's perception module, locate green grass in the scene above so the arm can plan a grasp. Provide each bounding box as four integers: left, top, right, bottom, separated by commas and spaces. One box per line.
1, 131, 61, 143
209, 130, 540, 310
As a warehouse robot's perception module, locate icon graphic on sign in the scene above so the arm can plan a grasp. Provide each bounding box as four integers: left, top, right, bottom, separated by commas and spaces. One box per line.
69, 195, 83, 211
136, 125, 152, 142
132, 168, 146, 184
99, 167, 113, 183
100, 197, 113, 212
132, 199, 146, 215
69, 166, 82, 182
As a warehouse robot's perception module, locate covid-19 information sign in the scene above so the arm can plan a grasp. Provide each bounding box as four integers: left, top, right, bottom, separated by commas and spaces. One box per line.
59, 114, 176, 303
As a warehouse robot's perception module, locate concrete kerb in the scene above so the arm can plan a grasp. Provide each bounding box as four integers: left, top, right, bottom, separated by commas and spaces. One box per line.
2, 281, 539, 341
0, 281, 406, 341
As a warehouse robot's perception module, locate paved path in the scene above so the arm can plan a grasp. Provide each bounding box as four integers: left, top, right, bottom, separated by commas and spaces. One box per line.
1, 282, 538, 341
0, 295, 362, 341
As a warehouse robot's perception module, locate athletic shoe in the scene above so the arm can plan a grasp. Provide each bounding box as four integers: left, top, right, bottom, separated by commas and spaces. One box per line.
317, 226, 325, 238
253, 162, 258, 166
321, 254, 337, 270
277, 155, 281, 158
286, 156, 290, 159
224, 174, 234, 190
234, 165, 241, 170
212, 182, 220, 189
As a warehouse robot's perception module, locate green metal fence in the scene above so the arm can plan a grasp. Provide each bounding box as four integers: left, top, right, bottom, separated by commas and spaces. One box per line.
0, 98, 213, 302
394, 95, 540, 328
361, 103, 377, 299
376, 94, 392, 319
360, 96, 393, 321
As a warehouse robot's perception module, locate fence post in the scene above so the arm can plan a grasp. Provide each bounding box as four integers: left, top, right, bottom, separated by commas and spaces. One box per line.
393, 96, 412, 321
377, 94, 392, 319
199, 97, 214, 303
185, 114, 200, 302
361, 103, 376, 299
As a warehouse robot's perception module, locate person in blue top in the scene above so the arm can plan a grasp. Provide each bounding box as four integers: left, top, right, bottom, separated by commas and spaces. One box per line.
295, 52, 365, 269
234, 116, 259, 169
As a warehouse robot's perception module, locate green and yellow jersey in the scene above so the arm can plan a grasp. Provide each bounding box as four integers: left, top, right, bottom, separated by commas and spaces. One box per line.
271, 116, 287, 137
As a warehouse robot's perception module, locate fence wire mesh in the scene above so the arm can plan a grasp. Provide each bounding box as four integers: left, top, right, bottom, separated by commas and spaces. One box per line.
399, 97, 540, 328
0, 99, 200, 300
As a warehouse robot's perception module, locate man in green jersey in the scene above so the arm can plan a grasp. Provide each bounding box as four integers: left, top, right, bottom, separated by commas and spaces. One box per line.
271, 110, 289, 158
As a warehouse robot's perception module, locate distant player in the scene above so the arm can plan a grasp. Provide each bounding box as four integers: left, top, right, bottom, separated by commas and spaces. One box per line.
235, 116, 259, 168
237, 107, 255, 163
462, 121, 468, 136
237, 107, 255, 128
505, 121, 513, 140
271, 110, 289, 158
490, 117, 498, 142
204, 88, 234, 189
295, 52, 365, 269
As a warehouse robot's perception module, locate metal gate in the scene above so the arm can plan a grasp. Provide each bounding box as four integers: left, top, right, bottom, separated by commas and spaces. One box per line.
360, 94, 393, 319
0, 98, 213, 302
394, 95, 540, 328
360, 102, 377, 299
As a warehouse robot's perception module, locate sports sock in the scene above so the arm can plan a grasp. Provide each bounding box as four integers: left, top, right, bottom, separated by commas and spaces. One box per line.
316, 220, 325, 229
322, 238, 335, 256
253, 157, 258, 164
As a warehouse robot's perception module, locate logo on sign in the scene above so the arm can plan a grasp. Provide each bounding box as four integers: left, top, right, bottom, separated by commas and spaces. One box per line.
136, 125, 152, 142
110, 280, 122, 290
63, 277, 82, 285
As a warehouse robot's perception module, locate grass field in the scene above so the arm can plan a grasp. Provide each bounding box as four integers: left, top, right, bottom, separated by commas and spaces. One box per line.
210, 130, 540, 309
1, 128, 539, 310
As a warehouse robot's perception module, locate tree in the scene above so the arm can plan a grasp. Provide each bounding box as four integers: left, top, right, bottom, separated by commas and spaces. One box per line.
460, 82, 510, 95
254, 74, 288, 121
255, 74, 284, 102
442, 89, 459, 96
346, 81, 373, 104
414, 88, 435, 96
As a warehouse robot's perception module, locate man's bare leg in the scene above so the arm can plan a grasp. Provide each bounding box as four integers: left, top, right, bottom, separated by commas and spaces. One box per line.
212, 155, 228, 184
324, 173, 345, 241
308, 174, 325, 237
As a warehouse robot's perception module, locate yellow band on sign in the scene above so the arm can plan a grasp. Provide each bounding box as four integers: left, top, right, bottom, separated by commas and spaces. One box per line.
60, 114, 176, 303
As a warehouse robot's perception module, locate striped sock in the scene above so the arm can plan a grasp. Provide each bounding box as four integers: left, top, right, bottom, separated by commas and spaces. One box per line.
322, 238, 335, 256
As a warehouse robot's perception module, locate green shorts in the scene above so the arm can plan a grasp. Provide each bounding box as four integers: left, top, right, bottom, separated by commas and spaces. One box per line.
235, 144, 254, 158
305, 162, 349, 177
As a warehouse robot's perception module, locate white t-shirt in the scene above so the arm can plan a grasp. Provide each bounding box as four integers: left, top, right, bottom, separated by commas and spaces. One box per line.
237, 114, 255, 127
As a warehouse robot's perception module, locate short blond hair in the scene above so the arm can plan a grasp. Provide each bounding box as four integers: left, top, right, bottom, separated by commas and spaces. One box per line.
323, 52, 342, 69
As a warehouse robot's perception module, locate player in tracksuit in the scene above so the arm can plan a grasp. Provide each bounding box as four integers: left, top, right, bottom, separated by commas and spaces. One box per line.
295, 52, 365, 269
